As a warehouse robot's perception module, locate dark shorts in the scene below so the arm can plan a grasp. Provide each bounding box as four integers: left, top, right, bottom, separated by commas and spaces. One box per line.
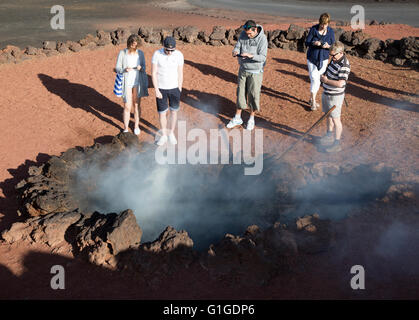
156, 88, 181, 113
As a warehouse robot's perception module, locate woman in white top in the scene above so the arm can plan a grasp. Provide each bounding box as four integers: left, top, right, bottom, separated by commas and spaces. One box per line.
115, 34, 148, 135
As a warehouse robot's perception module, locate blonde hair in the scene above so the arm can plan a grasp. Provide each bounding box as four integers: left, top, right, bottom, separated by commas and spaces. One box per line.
319, 13, 331, 25
330, 41, 345, 54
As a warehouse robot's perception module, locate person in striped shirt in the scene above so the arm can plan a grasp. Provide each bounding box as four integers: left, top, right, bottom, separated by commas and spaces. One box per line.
319, 41, 350, 153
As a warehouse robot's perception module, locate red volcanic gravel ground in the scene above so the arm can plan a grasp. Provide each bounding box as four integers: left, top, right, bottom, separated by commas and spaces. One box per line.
0, 6, 418, 299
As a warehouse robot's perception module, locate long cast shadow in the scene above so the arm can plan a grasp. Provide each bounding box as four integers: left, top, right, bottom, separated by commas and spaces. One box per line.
274, 57, 418, 105
38, 74, 159, 134
181, 88, 316, 142
276, 69, 419, 112
185, 60, 309, 110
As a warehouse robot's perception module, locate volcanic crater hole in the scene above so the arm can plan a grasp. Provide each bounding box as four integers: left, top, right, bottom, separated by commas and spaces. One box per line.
70, 151, 394, 251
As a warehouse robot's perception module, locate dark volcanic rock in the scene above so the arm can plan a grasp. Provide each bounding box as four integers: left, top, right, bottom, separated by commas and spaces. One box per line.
352, 30, 367, 46
68, 41, 82, 52
174, 26, 199, 43
226, 28, 236, 45
358, 38, 383, 58
293, 214, 334, 254
14, 132, 141, 217
198, 31, 210, 43
1, 210, 82, 247
95, 30, 112, 46
43, 41, 57, 50
286, 24, 305, 40
56, 42, 68, 53
70, 210, 142, 268
400, 36, 419, 61
117, 226, 196, 285
25, 46, 40, 56
111, 27, 131, 45
209, 26, 227, 41
143, 226, 193, 253
79, 34, 96, 46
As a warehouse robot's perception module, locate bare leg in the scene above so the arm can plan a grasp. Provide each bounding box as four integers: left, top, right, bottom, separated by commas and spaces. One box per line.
332, 117, 343, 140
169, 110, 178, 134
327, 116, 335, 133
123, 89, 133, 131
159, 111, 168, 136
132, 87, 140, 131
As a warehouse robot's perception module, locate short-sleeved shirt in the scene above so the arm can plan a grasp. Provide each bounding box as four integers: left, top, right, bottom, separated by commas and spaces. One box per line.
322, 55, 351, 96
151, 48, 184, 90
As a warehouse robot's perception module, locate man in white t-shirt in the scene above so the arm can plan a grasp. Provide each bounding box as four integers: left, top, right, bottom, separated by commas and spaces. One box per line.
151, 36, 184, 145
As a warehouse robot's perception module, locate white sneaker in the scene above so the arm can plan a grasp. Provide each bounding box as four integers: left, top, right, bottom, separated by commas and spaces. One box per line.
123, 129, 129, 133
134, 128, 140, 135
168, 132, 177, 145
226, 117, 243, 129
246, 119, 255, 131
156, 135, 168, 146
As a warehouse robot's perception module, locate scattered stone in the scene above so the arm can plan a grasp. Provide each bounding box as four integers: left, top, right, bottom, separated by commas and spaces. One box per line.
70, 210, 142, 268
209, 26, 226, 41
79, 34, 96, 46
400, 36, 419, 60
174, 26, 199, 43
198, 31, 210, 43
111, 27, 131, 45
25, 46, 39, 55
226, 28, 235, 45
56, 42, 68, 53
138, 26, 153, 39
352, 30, 367, 46
68, 41, 82, 52
286, 24, 305, 40
95, 30, 112, 46
293, 214, 333, 254
43, 41, 57, 50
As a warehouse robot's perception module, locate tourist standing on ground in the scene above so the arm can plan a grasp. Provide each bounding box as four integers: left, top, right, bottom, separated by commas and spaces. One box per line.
319, 41, 350, 153
227, 20, 268, 131
151, 36, 184, 145
305, 13, 335, 111
115, 34, 148, 135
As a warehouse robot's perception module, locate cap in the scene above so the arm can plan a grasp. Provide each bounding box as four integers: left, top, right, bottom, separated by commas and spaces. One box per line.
243, 20, 257, 30
163, 36, 176, 50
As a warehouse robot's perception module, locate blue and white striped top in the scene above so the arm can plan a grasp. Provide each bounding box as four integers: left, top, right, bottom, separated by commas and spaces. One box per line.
322, 55, 351, 96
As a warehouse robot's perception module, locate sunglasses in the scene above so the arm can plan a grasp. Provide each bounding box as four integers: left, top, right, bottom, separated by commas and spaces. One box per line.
330, 52, 341, 57
243, 25, 256, 31
164, 48, 175, 53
